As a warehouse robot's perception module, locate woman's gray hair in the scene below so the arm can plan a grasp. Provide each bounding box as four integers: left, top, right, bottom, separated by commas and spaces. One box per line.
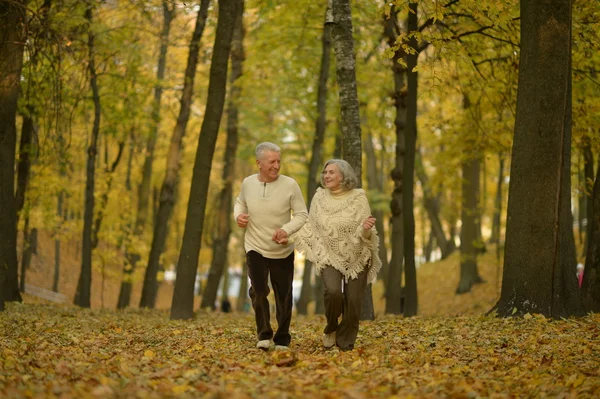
320, 159, 358, 190
255, 142, 281, 159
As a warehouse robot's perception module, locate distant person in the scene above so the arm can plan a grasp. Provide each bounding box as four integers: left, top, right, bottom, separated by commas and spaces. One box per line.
286, 159, 381, 351
577, 263, 584, 289
221, 297, 231, 313
234, 142, 308, 351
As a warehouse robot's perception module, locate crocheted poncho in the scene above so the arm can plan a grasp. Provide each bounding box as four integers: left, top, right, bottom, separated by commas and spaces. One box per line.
292, 188, 382, 283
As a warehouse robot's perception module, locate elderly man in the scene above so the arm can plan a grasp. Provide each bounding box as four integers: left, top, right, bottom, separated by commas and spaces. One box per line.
234, 142, 308, 350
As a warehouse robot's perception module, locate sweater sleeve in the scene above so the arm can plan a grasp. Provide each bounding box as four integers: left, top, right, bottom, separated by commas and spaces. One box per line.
281, 180, 308, 235
233, 180, 247, 221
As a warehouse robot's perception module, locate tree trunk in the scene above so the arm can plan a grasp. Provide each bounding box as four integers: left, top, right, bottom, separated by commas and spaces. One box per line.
19, 209, 31, 292
170, 0, 238, 320
384, 5, 406, 315
201, 0, 243, 310
365, 131, 389, 280
91, 141, 124, 250
139, 0, 209, 308
457, 153, 484, 293
490, 153, 505, 245
297, 7, 331, 315
582, 135, 594, 256
582, 156, 600, 311
416, 148, 454, 259
237, 238, 248, 312
75, 4, 101, 308
53, 191, 63, 292
330, 0, 374, 320
492, 0, 584, 318
117, 133, 136, 309
402, 2, 419, 317
120, 2, 176, 308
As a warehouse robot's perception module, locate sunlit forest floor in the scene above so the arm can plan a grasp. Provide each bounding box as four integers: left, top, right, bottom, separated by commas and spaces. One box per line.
2, 237, 599, 398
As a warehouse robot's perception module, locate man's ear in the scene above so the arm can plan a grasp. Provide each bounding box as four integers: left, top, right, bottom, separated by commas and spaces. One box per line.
256, 159, 261, 167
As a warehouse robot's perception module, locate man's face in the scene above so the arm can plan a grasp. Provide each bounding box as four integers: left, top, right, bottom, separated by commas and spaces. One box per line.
257, 150, 281, 182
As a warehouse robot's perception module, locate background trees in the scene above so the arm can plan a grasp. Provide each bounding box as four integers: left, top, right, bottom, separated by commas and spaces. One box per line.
2, 0, 598, 318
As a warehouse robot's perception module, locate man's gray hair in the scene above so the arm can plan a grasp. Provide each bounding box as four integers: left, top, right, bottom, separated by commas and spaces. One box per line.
320, 159, 358, 190
255, 142, 281, 159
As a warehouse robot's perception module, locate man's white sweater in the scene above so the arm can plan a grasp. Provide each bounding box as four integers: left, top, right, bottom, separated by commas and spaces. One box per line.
234, 174, 308, 259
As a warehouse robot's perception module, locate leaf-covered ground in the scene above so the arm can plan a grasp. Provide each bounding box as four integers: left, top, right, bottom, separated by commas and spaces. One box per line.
1, 302, 599, 398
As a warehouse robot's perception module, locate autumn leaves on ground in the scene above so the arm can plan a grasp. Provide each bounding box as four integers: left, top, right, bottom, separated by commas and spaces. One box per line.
2, 249, 600, 398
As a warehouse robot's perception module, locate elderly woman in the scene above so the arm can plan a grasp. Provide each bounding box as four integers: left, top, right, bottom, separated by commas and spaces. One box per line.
290, 159, 381, 351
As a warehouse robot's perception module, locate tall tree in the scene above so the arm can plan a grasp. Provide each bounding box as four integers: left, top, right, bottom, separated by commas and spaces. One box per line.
493, 0, 584, 318
296, 6, 331, 315
330, 0, 375, 320
201, 0, 244, 310
120, 0, 177, 308
0, 0, 27, 308
402, 1, 419, 317
456, 94, 484, 294
582, 157, 600, 311
383, 5, 406, 315
170, 0, 238, 320
75, 3, 101, 308
139, 0, 209, 308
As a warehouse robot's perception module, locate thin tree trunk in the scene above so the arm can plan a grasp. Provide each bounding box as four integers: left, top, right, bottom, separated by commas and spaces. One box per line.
139, 0, 209, 308
121, 2, 176, 308
365, 132, 389, 280
53, 191, 63, 292
402, 2, 419, 317
297, 6, 331, 315
19, 209, 31, 292
117, 130, 136, 309
237, 237, 248, 312
582, 135, 594, 256
75, 4, 101, 308
582, 156, 600, 311
492, 0, 583, 318
416, 148, 454, 259
457, 152, 484, 293
170, 0, 238, 320
201, 0, 243, 310
384, 5, 406, 315
91, 141, 124, 249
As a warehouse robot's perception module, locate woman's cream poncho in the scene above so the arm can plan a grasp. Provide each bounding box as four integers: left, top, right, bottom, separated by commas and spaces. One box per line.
292, 187, 382, 283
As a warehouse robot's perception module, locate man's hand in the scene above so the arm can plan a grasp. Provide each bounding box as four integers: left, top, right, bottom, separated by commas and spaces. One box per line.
237, 213, 249, 228
362, 215, 376, 231
272, 228, 288, 244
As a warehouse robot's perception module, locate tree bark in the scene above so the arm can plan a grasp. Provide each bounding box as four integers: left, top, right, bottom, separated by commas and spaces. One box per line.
457, 152, 484, 293
384, 5, 406, 315
139, 0, 209, 308
330, 0, 374, 320
201, 0, 244, 310
297, 7, 331, 315
492, 0, 584, 318
170, 0, 238, 320
582, 157, 600, 311
75, 4, 101, 308
402, 2, 419, 317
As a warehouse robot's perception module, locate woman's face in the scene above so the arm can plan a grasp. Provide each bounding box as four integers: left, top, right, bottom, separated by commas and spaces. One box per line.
323, 163, 343, 191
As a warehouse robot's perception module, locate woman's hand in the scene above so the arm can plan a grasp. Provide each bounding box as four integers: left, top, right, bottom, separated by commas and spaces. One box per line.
363, 215, 376, 231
